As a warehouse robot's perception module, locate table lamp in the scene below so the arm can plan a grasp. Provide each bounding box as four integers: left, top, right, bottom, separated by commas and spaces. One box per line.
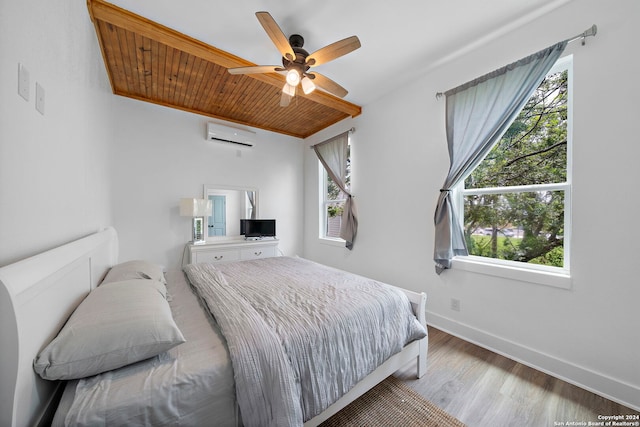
179, 198, 212, 245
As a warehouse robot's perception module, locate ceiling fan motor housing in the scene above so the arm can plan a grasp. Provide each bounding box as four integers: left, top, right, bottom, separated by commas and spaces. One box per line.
289, 34, 304, 48
282, 34, 310, 76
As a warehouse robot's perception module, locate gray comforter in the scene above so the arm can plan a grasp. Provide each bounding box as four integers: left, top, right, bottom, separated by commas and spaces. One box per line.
183, 256, 426, 427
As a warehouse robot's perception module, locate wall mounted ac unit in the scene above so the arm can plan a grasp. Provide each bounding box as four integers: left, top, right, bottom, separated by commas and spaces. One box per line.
206, 122, 255, 147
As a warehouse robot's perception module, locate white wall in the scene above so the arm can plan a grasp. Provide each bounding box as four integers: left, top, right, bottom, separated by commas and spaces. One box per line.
0, 0, 304, 270
304, 0, 640, 410
109, 97, 304, 270
0, 0, 114, 266
0, 0, 304, 269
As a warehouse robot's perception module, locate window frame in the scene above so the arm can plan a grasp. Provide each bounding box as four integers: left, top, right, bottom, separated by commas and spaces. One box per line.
318, 161, 347, 245
317, 137, 351, 245
453, 55, 573, 288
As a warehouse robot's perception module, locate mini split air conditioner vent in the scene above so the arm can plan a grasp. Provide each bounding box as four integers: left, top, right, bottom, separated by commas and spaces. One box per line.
206, 122, 255, 147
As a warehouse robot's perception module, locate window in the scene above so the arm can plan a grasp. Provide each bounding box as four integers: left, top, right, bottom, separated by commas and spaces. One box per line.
319, 143, 351, 240
458, 56, 572, 275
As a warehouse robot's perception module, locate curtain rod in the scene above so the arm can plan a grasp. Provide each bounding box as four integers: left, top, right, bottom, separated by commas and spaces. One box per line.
435, 24, 597, 100
566, 24, 598, 45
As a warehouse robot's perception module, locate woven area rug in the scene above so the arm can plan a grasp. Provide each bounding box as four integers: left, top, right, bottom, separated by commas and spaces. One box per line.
320, 375, 466, 427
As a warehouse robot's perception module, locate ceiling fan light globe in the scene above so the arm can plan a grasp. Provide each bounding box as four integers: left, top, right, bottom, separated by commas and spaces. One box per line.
301, 77, 316, 95
286, 69, 301, 86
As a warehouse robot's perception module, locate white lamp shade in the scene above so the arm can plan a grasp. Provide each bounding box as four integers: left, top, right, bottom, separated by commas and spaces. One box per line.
301, 76, 316, 95
282, 83, 296, 97
180, 198, 212, 217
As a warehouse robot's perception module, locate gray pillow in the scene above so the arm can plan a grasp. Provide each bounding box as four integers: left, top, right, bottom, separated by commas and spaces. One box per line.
102, 260, 166, 284
34, 279, 185, 380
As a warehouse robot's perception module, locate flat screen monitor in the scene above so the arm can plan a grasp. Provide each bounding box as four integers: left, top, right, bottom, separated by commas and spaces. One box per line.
240, 219, 276, 238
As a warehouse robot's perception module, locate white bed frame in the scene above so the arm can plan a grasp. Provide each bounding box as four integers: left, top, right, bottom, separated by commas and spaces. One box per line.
0, 227, 118, 427
0, 227, 427, 427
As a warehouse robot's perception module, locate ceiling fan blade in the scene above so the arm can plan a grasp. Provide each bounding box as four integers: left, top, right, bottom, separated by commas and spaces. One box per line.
256, 12, 295, 61
227, 65, 281, 75
307, 72, 348, 98
306, 36, 361, 67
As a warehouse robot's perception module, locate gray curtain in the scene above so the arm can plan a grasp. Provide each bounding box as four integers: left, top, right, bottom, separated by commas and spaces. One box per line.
246, 191, 256, 219
314, 131, 358, 249
434, 41, 567, 274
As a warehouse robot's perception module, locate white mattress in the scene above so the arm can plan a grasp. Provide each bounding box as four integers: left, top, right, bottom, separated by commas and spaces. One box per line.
52, 270, 239, 426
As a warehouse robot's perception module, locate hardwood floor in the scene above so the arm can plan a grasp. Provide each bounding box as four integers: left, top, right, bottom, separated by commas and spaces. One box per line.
395, 326, 639, 426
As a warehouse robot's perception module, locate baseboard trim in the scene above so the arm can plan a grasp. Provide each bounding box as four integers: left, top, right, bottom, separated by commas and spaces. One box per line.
426, 311, 640, 411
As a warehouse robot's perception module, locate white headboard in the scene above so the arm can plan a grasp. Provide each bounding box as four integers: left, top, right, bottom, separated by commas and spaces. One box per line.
0, 227, 118, 427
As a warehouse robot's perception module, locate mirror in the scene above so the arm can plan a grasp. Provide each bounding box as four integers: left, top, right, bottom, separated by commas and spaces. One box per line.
203, 184, 258, 240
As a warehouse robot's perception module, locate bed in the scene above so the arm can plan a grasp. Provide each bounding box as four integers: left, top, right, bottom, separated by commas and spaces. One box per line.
0, 227, 427, 427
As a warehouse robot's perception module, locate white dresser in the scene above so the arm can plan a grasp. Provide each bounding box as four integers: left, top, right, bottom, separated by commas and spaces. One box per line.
188, 239, 279, 264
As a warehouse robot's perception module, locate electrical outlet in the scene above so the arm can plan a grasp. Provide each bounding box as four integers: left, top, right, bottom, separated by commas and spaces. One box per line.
451, 298, 461, 312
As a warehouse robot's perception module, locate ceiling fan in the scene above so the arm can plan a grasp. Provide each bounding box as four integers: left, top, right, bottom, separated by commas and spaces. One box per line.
228, 12, 361, 107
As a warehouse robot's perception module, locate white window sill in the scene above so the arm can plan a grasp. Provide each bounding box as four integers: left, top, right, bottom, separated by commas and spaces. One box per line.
452, 256, 571, 289
318, 237, 346, 247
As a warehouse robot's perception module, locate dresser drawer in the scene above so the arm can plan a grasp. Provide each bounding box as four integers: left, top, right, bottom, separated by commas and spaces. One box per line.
188, 239, 279, 264
193, 250, 240, 264
240, 246, 277, 260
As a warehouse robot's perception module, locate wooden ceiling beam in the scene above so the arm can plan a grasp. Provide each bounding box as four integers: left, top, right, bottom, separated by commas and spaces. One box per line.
86, 0, 361, 120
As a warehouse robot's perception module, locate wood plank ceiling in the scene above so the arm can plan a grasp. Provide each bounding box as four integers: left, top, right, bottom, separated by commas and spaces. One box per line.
87, 0, 362, 139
